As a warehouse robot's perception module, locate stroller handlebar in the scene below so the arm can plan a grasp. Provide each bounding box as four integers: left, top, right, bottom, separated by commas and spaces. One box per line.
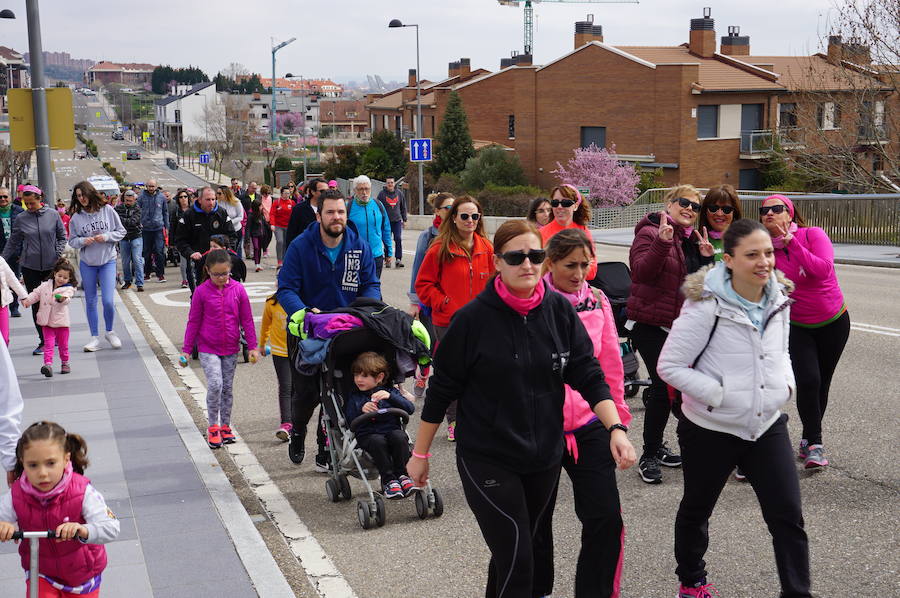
11, 530, 57, 540
349, 408, 410, 433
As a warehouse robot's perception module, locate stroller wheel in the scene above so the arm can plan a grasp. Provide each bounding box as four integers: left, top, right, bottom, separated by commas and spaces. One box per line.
414, 491, 428, 519
432, 488, 444, 518
338, 474, 352, 500
374, 495, 386, 528
325, 478, 340, 503
356, 500, 371, 530
625, 383, 639, 398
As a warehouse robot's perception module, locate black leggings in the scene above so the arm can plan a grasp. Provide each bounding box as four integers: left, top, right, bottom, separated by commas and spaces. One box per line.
675, 415, 810, 597
789, 312, 850, 446
630, 322, 671, 456
272, 355, 293, 425
458, 454, 560, 598
533, 422, 623, 598
287, 333, 326, 450
356, 429, 409, 485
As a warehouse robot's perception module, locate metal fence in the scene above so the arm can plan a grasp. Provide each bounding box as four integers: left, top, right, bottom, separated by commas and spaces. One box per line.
335, 177, 387, 200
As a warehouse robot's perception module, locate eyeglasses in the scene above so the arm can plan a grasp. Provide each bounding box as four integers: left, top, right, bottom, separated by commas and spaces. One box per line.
759, 205, 787, 215
550, 199, 575, 208
0, 195, 8, 199
497, 249, 546, 266
458, 212, 480, 221
208, 271, 231, 278
438, 205, 453, 211
708, 205, 735, 215
671, 197, 701, 212
177, 194, 188, 199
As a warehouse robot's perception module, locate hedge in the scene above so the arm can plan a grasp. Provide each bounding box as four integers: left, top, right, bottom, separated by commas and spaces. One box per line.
475, 184, 546, 218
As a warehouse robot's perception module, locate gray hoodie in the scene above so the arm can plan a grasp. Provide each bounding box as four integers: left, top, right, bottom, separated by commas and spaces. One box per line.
0, 205, 67, 271
68, 205, 127, 266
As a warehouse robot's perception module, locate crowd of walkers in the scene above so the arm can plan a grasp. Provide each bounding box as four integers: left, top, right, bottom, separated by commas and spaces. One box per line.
0, 173, 850, 598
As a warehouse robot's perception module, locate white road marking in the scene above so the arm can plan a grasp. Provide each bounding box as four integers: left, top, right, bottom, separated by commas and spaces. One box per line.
149, 282, 276, 307
851, 322, 900, 337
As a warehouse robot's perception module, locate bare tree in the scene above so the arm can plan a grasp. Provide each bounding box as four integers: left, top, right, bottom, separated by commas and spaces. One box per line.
224, 63, 249, 81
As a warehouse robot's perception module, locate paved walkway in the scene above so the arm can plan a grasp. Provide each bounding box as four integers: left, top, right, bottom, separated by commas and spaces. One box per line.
0, 293, 293, 597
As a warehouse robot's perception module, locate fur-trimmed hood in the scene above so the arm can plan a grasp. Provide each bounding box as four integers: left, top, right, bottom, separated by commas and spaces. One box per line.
681, 263, 794, 303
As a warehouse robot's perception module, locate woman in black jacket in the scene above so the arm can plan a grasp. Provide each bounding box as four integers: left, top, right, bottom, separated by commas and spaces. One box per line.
408, 219, 635, 598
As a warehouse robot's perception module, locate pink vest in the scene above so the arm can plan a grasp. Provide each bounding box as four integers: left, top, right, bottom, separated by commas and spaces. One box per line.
11, 473, 107, 586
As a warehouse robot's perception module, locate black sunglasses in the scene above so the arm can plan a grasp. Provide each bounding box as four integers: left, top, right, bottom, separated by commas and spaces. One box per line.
497, 249, 546, 266
708, 205, 735, 215
671, 197, 701, 212
759, 205, 787, 215
458, 212, 480, 221
0, 195, 8, 199
550, 199, 575, 208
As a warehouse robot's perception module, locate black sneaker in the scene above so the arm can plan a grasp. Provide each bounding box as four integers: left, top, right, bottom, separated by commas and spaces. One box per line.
657, 443, 683, 468
10, 309, 20, 318
288, 428, 306, 464
121, 282, 131, 290
32, 344, 44, 356
395, 261, 405, 268
314, 451, 332, 473
136, 286, 144, 292
40, 364, 52, 378
638, 454, 662, 484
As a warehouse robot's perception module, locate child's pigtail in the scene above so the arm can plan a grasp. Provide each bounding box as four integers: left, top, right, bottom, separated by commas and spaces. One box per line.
66, 433, 90, 474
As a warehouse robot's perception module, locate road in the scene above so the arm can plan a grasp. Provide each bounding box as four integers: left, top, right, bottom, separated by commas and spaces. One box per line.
117, 221, 900, 598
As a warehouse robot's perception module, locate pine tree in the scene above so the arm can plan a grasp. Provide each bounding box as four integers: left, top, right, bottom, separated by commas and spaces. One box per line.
369, 129, 405, 178
432, 91, 474, 177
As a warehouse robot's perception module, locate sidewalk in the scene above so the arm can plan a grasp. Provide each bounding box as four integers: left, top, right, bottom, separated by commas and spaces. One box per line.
0, 294, 293, 597
592, 227, 900, 268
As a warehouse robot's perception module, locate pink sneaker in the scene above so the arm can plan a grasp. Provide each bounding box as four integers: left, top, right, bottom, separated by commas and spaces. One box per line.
447, 421, 456, 442
678, 580, 719, 597
276, 423, 292, 442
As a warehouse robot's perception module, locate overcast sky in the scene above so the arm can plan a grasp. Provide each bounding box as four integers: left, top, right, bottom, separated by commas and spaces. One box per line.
2, 0, 839, 84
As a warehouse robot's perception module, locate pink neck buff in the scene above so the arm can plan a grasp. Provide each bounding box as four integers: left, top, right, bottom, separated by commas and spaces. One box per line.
432, 215, 442, 229
542, 272, 596, 311
494, 275, 545, 315
19, 461, 73, 505
707, 229, 723, 240
662, 212, 694, 238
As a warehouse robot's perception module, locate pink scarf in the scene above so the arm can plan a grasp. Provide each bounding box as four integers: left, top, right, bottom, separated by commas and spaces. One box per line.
707, 229, 723, 240
771, 222, 799, 249
18, 461, 73, 506
432, 215, 442, 229
494, 276, 545, 315
542, 273, 596, 311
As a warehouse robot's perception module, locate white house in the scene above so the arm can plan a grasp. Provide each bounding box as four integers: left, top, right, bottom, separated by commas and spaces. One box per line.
154, 82, 225, 149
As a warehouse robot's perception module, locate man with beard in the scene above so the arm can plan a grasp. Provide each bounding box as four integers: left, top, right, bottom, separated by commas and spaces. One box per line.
277, 189, 380, 469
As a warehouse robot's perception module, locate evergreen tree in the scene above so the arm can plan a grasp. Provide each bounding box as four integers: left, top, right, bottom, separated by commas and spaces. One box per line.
432, 91, 474, 177
369, 129, 405, 178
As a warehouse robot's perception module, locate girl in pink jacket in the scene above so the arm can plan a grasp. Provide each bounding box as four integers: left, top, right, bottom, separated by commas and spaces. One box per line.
22, 259, 77, 378
181, 250, 259, 449
535, 228, 633, 598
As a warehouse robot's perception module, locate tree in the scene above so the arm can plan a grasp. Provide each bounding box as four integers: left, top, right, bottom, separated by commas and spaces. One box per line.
360, 147, 394, 180
636, 167, 664, 196
275, 113, 303, 134
369, 129, 405, 178
151, 65, 209, 94
460, 146, 527, 190
552, 144, 640, 207
324, 146, 363, 180
431, 91, 474, 177
225, 63, 249, 80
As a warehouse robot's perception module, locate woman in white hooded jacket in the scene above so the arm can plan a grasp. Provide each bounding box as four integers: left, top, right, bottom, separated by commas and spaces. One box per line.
658, 219, 811, 598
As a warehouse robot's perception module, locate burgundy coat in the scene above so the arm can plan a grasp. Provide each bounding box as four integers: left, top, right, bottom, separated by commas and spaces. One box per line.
626, 212, 712, 328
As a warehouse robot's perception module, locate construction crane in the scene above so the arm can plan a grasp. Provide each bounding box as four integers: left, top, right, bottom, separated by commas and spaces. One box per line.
498, 0, 638, 57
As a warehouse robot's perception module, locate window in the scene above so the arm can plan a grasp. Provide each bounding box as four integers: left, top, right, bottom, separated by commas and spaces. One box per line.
580, 126, 606, 148
261, 104, 268, 109
778, 103, 797, 128
859, 100, 885, 139
261, 113, 268, 119
249, 113, 256, 119
347, 111, 357, 118
174, 109, 181, 123
816, 102, 841, 130
508, 115, 516, 139
697, 105, 719, 138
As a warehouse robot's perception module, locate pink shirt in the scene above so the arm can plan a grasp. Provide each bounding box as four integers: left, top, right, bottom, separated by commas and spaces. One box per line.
773, 227, 845, 325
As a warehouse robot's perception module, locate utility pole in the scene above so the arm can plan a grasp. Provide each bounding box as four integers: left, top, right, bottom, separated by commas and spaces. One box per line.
25, 0, 53, 200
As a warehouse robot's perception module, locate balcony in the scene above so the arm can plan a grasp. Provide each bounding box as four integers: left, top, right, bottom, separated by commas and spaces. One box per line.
740, 128, 806, 159
858, 123, 889, 146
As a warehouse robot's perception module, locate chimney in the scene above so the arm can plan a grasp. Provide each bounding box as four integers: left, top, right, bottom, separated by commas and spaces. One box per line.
689, 7, 716, 58
408, 68, 417, 87
459, 58, 471, 77
843, 37, 871, 64
448, 61, 460, 78
514, 53, 533, 67
574, 14, 603, 49
500, 57, 514, 69
720, 26, 750, 56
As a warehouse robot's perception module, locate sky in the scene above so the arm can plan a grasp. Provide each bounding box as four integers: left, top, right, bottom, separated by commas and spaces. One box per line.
0, 0, 840, 84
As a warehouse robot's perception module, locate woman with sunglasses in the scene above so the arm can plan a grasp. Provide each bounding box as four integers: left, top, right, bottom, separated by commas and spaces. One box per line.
540, 185, 597, 280
760, 194, 848, 469
408, 220, 633, 598
415, 196, 494, 441
628, 184, 715, 485
408, 192, 455, 399
527, 197, 553, 228
699, 185, 742, 261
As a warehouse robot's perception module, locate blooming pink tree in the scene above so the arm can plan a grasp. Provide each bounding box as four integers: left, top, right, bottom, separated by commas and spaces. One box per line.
276, 112, 304, 134
552, 144, 640, 207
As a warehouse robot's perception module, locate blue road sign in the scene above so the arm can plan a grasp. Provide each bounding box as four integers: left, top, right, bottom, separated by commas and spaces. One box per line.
410, 138, 432, 162
199, 152, 210, 164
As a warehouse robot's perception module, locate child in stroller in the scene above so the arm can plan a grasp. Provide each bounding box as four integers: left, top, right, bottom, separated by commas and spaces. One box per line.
344, 351, 416, 499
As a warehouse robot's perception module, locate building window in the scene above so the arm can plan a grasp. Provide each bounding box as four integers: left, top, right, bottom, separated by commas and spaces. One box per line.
580, 126, 606, 149
778, 103, 798, 128
508, 115, 516, 139
174, 109, 181, 123
371, 114, 377, 131
261, 113, 268, 119
347, 111, 357, 118
261, 104, 268, 109
817, 102, 841, 130
249, 113, 256, 119
697, 105, 719, 138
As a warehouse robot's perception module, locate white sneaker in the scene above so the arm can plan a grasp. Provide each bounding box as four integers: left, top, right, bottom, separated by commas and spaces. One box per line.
105, 331, 122, 349
83, 336, 100, 352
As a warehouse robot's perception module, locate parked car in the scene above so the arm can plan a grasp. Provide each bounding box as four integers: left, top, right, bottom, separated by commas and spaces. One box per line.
112, 130, 124, 140
166, 157, 178, 170
126, 148, 141, 160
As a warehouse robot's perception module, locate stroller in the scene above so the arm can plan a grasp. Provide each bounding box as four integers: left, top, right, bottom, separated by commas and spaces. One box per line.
589, 261, 651, 399
318, 326, 443, 530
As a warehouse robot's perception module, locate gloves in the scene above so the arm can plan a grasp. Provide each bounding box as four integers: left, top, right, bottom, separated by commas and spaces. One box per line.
288, 309, 308, 339
410, 319, 432, 365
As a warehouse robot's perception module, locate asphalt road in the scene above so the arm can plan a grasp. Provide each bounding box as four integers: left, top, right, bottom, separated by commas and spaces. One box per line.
115, 226, 900, 598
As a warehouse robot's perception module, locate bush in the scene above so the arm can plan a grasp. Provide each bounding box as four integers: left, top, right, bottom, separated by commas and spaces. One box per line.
475, 184, 545, 218
360, 146, 394, 180
636, 167, 664, 196
460, 146, 527, 190
434, 173, 464, 195
273, 156, 294, 172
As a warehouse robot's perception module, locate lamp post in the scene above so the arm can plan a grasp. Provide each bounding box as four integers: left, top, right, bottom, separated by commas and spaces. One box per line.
286, 73, 307, 182
388, 19, 423, 215
270, 37, 296, 142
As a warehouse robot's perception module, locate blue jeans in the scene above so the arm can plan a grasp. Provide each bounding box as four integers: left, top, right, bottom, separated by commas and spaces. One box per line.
80, 259, 117, 337
142, 229, 165, 278
234, 229, 244, 259
120, 237, 144, 286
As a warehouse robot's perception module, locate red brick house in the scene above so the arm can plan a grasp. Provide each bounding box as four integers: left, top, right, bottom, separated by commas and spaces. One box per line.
86, 61, 156, 88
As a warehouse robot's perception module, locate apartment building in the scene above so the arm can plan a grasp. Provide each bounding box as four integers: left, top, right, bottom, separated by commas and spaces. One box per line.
86, 61, 155, 88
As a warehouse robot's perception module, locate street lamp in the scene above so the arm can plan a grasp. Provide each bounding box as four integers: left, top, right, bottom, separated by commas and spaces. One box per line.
270, 37, 296, 142
286, 72, 308, 182
389, 18, 424, 215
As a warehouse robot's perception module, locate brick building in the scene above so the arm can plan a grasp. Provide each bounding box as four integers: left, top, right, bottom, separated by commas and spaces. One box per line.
86, 61, 155, 88
367, 10, 896, 190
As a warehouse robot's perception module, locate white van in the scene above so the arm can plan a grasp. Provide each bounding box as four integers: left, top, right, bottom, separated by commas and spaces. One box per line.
86, 176, 120, 197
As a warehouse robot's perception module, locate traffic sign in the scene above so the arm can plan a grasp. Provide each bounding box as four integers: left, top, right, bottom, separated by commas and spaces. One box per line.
410, 138, 432, 162
142, 131, 150, 142
95, 111, 101, 118
578, 187, 590, 201
199, 153, 210, 165
8, 88, 75, 151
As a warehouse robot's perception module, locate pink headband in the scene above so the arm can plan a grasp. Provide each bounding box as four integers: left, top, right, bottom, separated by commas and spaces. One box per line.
561, 183, 583, 205
21, 185, 42, 196
764, 194, 794, 219
16, 185, 24, 192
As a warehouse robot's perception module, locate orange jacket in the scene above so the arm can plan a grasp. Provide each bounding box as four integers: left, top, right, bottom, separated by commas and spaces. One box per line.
540, 220, 598, 280
414, 234, 495, 328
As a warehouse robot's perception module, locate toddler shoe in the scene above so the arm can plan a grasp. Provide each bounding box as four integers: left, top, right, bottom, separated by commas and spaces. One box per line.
398, 475, 416, 496
40, 364, 52, 378
383, 480, 403, 499
60, 363, 71, 375
276, 423, 292, 442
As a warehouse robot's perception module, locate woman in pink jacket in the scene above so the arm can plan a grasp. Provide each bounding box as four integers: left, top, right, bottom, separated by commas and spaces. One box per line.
181, 250, 259, 449
534, 228, 633, 598
760, 195, 849, 469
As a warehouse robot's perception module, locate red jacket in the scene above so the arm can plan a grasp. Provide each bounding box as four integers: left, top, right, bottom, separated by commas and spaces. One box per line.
626, 212, 712, 328
270, 197, 295, 229
414, 234, 494, 328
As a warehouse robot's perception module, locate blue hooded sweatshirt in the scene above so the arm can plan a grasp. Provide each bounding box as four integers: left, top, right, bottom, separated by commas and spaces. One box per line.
276, 221, 381, 317
347, 197, 392, 259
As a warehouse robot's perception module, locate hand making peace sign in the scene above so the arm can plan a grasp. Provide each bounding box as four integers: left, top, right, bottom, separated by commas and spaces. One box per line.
776, 221, 794, 245
697, 226, 715, 258
657, 210, 674, 241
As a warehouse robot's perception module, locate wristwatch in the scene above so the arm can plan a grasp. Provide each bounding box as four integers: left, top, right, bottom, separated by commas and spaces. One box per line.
608, 423, 628, 434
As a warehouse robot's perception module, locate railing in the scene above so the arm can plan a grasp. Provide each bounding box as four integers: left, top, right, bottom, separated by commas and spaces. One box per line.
335, 177, 387, 200
739, 128, 806, 155
858, 123, 889, 143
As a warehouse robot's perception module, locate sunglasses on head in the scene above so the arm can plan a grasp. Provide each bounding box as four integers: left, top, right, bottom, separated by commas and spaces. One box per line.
759, 205, 787, 215
497, 249, 546, 266
708, 205, 735, 215
458, 212, 480, 221
671, 197, 701, 212
550, 199, 575, 208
